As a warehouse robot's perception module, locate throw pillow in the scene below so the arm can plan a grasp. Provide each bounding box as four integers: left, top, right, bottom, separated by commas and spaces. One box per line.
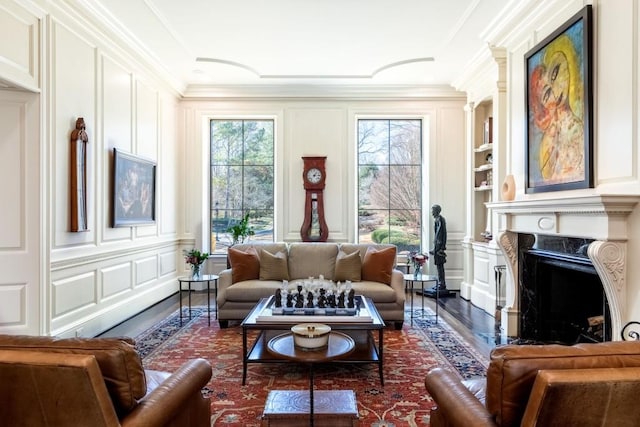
228, 246, 260, 283
362, 246, 396, 285
334, 250, 362, 282
260, 249, 290, 280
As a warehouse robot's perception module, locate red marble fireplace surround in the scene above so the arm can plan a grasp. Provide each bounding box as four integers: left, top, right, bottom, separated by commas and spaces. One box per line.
489, 195, 640, 340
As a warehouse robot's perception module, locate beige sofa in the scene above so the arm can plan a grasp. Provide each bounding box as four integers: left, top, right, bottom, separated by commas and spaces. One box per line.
217, 242, 405, 329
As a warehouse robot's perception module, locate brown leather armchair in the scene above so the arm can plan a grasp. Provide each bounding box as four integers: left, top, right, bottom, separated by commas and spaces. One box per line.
0, 335, 212, 427
425, 341, 640, 427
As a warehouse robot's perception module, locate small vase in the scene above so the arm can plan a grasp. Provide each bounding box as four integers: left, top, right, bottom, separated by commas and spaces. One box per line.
501, 174, 516, 201
191, 264, 202, 279
414, 266, 421, 279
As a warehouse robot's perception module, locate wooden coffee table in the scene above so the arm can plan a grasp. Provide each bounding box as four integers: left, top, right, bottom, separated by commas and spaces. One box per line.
240, 296, 386, 386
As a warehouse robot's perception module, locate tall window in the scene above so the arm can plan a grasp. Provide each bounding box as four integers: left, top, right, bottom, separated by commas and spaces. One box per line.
357, 119, 423, 253
210, 119, 274, 253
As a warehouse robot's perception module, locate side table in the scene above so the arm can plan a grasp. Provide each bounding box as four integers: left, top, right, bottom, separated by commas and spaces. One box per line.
177, 274, 219, 326
266, 332, 356, 427
403, 273, 438, 325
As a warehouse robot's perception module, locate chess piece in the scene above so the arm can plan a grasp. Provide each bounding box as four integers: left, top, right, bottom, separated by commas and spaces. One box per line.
274, 289, 282, 308
318, 289, 327, 308
337, 292, 345, 308
306, 291, 314, 308
347, 289, 355, 308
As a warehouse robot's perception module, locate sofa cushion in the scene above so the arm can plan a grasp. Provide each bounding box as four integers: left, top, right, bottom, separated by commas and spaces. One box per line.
350, 281, 396, 303
362, 246, 396, 285
0, 335, 146, 417
486, 341, 640, 427
260, 249, 290, 280
287, 242, 339, 280
334, 250, 362, 282
225, 279, 284, 301
228, 246, 260, 283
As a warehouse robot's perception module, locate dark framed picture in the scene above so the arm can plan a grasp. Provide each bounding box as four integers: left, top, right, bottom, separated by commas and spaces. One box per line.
525, 5, 593, 193
112, 148, 156, 227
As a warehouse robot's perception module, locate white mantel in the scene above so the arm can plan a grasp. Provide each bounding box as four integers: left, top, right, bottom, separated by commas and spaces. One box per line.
487, 195, 640, 340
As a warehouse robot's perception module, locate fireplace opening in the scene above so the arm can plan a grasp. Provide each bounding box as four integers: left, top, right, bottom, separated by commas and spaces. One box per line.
520, 248, 611, 344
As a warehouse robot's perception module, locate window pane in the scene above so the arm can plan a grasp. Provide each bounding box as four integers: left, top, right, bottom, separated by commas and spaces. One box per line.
390, 165, 420, 209
390, 120, 421, 165
243, 165, 274, 210
211, 120, 242, 165
358, 120, 389, 164
244, 121, 274, 165
359, 165, 389, 210
358, 210, 388, 244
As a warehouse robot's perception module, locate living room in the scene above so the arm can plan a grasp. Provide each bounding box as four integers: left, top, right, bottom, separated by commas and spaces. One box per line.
1, 0, 640, 351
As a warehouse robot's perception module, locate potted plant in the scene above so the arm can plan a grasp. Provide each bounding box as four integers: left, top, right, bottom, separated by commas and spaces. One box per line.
227, 212, 255, 245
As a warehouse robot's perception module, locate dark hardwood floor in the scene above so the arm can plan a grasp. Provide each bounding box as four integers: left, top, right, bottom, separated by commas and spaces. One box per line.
99, 289, 500, 358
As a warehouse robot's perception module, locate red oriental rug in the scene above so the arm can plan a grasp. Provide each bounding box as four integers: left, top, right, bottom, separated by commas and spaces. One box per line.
136, 307, 488, 427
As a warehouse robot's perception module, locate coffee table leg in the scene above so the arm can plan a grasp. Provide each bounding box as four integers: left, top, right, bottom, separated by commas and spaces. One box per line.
379, 328, 384, 386
242, 327, 248, 385
309, 364, 315, 427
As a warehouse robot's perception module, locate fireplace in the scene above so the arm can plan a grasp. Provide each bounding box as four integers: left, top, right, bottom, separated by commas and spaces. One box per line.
489, 195, 640, 340
519, 236, 611, 344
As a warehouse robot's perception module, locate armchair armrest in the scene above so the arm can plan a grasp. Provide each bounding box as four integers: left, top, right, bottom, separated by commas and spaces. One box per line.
122, 358, 212, 427
425, 368, 496, 427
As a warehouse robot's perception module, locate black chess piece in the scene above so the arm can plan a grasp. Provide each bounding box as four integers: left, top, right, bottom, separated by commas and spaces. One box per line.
327, 294, 336, 308
274, 289, 282, 308
347, 289, 355, 308
286, 294, 293, 308
337, 292, 345, 308
318, 289, 327, 308
294, 293, 304, 308
306, 291, 314, 308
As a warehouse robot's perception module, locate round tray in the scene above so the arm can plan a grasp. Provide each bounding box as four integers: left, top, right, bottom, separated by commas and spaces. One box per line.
267, 331, 355, 363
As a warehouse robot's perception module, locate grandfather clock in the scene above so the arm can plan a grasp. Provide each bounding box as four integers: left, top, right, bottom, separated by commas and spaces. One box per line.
300, 156, 329, 242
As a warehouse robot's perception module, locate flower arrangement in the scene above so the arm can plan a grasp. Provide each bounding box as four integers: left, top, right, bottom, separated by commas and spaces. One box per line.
408, 251, 429, 277
184, 249, 209, 278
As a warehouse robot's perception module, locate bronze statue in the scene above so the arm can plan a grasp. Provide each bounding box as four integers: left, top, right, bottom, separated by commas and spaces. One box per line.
425, 204, 452, 297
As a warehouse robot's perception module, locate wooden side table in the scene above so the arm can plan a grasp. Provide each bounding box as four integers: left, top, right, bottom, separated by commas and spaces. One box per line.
177, 274, 219, 326
266, 332, 356, 427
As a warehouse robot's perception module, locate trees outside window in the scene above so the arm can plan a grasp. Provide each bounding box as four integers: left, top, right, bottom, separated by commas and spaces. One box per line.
210, 119, 274, 253
358, 119, 423, 254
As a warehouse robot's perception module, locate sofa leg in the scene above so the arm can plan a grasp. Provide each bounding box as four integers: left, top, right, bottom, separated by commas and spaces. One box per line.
218, 320, 229, 329
394, 321, 403, 330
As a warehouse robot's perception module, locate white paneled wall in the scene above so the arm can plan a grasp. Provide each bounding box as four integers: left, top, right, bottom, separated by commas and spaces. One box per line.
0, 90, 40, 334
180, 98, 467, 289
0, 1, 181, 337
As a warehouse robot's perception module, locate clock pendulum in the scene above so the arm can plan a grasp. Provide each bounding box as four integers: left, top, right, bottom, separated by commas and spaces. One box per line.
300, 156, 329, 242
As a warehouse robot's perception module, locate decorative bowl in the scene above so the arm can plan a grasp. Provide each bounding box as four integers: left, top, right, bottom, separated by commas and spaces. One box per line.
291, 323, 331, 350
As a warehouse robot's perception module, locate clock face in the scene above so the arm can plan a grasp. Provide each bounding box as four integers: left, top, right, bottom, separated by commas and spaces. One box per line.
306, 168, 323, 184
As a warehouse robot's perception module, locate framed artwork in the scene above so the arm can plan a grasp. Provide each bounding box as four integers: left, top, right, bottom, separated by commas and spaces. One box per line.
112, 148, 156, 227
525, 5, 593, 193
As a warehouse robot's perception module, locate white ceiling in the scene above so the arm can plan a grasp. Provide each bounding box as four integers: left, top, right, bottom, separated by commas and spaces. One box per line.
86, 0, 512, 92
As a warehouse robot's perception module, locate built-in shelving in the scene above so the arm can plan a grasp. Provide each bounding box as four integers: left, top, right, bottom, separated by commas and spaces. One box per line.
471, 101, 493, 242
